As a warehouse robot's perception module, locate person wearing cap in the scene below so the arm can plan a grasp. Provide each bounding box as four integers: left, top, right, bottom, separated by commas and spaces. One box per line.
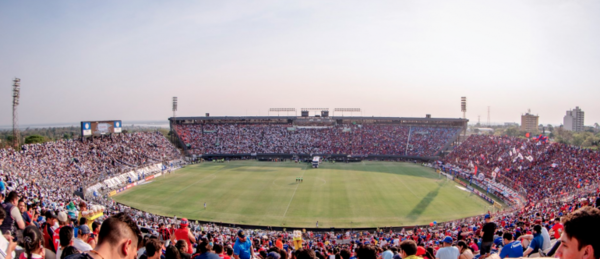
53, 211, 69, 253
174, 218, 196, 254
480, 215, 497, 258
43, 210, 58, 252
73, 224, 93, 252
435, 236, 458, 259
234, 230, 254, 259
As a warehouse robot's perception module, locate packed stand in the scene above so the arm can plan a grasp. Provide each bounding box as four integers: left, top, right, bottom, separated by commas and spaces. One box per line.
0, 132, 180, 193
174, 124, 460, 157
442, 135, 600, 204
2, 132, 600, 259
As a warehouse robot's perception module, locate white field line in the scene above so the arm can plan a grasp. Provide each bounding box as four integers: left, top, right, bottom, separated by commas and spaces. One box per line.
282, 165, 307, 219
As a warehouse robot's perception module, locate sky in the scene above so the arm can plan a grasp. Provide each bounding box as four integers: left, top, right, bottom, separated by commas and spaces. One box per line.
0, 0, 599, 126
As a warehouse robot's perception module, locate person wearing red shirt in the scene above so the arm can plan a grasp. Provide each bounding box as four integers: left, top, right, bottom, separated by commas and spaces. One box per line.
276, 236, 283, 250
173, 218, 196, 254
52, 212, 69, 253
42, 211, 58, 252
88, 221, 101, 249
158, 223, 172, 241
551, 217, 564, 239
215, 243, 231, 259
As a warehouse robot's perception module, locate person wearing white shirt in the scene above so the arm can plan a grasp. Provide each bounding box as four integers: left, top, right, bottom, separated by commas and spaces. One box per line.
540, 226, 551, 252
72, 225, 93, 253
436, 236, 459, 259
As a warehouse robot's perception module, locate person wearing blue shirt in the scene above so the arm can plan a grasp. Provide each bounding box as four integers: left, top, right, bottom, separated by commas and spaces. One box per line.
523, 225, 544, 257
233, 230, 254, 259
0, 178, 5, 196
499, 233, 523, 259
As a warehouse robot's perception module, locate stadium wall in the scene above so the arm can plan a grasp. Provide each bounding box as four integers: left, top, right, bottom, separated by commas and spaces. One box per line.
196, 153, 440, 162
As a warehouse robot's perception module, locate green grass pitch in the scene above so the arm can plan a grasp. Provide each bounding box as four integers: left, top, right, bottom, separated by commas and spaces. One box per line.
113, 161, 494, 228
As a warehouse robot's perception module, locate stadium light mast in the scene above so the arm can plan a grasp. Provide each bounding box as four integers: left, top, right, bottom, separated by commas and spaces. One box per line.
487, 106, 491, 126
171, 96, 179, 151
461, 97, 466, 119
173, 97, 178, 118
461, 96, 467, 140
12, 78, 20, 149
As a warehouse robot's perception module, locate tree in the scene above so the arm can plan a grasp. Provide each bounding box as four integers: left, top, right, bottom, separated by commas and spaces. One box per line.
582, 135, 599, 147
572, 133, 586, 147
25, 135, 45, 144
505, 127, 519, 137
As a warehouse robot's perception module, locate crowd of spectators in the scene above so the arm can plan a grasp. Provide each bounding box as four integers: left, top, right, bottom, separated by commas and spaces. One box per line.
174, 124, 460, 157
442, 135, 600, 204
0, 132, 180, 196
4, 184, 600, 259
1, 132, 600, 259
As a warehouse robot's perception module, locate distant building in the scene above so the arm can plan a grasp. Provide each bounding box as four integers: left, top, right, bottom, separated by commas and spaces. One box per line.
521, 110, 539, 132
564, 106, 585, 132
475, 128, 494, 135
504, 122, 519, 127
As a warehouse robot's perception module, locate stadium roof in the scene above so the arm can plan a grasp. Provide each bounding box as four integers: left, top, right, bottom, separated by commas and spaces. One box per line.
169, 116, 469, 126
169, 116, 468, 123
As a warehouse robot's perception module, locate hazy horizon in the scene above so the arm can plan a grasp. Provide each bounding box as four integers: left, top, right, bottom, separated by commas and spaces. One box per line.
1, 1, 599, 126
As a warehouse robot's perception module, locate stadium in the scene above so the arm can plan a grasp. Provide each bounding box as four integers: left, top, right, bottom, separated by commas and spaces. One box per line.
2, 108, 599, 259
113, 114, 496, 229
2, 2, 600, 259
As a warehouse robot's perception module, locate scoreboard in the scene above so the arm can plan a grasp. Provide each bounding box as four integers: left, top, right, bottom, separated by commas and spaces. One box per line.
81, 120, 122, 136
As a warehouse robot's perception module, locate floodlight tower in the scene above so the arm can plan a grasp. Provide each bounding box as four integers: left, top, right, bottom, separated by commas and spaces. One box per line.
12, 78, 21, 149
461, 97, 467, 139
171, 96, 178, 147
461, 97, 467, 119
487, 106, 491, 126
173, 97, 178, 118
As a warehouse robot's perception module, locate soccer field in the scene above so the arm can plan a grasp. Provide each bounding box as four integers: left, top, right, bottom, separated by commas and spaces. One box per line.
113, 161, 493, 228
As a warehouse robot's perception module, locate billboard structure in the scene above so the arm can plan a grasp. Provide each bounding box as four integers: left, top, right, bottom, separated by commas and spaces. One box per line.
81, 120, 122, 136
